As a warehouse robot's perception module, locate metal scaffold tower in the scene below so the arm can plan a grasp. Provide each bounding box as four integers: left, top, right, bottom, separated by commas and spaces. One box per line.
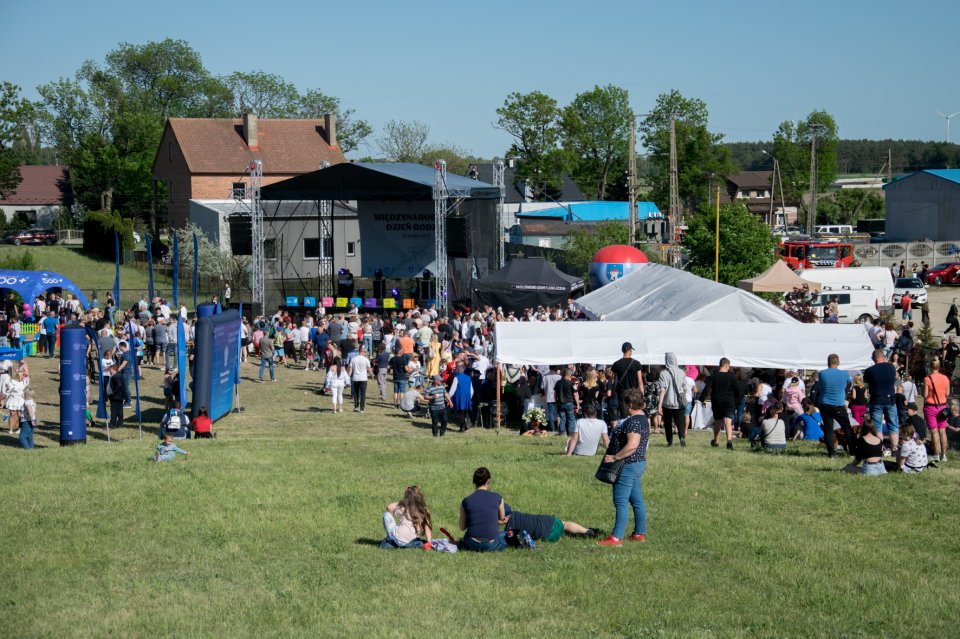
493, 159, 506, 267
238, 160, 265, 313
433, 160, 473, 315
668, 116, 681, 266
317, 161, 334, 298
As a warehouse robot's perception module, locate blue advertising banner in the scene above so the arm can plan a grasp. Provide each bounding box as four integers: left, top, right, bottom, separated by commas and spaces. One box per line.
192, 309, 241, 421
59, 326, 89, 444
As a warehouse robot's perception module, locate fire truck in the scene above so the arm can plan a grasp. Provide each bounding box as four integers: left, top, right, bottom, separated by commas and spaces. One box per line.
778, 239, 854, 269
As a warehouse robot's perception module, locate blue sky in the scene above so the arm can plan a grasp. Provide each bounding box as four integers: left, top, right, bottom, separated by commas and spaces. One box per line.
4, 0, 959, 158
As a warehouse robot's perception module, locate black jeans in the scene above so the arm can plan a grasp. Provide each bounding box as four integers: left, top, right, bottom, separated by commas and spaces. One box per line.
352, 380, 367, 411
109, 399, 124, 429
819, 403, 854, 457
429, 407, 447, 437
662, 406, 686, 444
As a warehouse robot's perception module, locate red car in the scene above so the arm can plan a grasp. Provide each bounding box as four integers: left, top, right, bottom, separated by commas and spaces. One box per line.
4, 228, 58, 246
926, 262, 960, 286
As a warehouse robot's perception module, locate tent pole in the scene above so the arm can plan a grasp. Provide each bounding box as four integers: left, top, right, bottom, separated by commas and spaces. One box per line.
496, 360, 501, 435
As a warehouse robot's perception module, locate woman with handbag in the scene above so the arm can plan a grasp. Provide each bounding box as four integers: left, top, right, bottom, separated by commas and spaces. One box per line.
597, 388, 650, 547
924, 360, 951, 461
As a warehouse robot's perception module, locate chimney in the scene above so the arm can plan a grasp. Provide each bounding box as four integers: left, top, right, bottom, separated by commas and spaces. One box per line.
243, 113, 258, 148
324, 112, 338, 149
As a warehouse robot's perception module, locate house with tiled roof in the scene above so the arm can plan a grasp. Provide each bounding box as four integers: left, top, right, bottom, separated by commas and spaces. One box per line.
721, 170, 797, 227
152, 113, 345, 227
0, 165, 72, 229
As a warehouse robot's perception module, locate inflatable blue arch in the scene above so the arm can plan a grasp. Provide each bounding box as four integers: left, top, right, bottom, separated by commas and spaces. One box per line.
0, 270, 90, 309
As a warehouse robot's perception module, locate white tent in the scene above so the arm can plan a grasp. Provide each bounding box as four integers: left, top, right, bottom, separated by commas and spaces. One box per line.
575, 263, 797, 323
494, 321, 874, 370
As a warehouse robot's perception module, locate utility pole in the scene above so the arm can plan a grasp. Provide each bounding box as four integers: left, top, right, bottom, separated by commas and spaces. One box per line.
807, 123, 825, 235
628, 116, 637, 245
887, 149, 893, 183
668, 115, 681, 265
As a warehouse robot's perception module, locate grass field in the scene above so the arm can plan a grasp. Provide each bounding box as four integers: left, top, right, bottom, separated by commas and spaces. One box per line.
3, 356, 960, 638
0, 244, 157, 291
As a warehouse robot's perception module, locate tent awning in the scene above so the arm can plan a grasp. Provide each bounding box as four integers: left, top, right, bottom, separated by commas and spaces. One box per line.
575, 263, 797, 323
261, 162, 501, 201
494, 321, 874, 370
738, 260, 821, 293
0, 269, 89, 309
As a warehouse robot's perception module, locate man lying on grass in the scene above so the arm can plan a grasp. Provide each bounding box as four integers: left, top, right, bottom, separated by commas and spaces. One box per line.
503, 503, 600, 543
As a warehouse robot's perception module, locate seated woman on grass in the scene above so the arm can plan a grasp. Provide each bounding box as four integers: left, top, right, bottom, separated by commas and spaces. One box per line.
844, 417, 886, 476
751, 403, 787, 451
380, 485, 433, 550
792, 400, 824, 442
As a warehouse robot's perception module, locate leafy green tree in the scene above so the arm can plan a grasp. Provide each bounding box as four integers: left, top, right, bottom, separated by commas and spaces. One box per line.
817, 189, 884, 225
683, 201, 775, 286
294, 89, 372, 154
563, 220, 630, 278
771, 110, 839, 223
560, 85, 631, 200
0, 82, 35, 195
496, 91, 568, 199
377, 119, 430, 162
640, 90, 733, 215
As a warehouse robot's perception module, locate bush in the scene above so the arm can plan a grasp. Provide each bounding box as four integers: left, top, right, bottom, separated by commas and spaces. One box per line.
0, 250, 36, 270
83, 211, 135, 261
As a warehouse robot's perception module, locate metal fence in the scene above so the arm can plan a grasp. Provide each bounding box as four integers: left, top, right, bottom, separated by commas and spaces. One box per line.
851, 240, 960, 268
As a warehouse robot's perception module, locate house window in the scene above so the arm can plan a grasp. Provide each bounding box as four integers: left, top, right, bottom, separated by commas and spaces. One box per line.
346, 241, 356, 257
264, 238, 277, 259
231, 182, 246, 199
538, 238, 551, 248
304, 237, 333, 260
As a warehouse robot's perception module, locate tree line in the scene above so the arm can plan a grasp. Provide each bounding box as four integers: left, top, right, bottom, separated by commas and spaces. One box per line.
0, 39, 372, 230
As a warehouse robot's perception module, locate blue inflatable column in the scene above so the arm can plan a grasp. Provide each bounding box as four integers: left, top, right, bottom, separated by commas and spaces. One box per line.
59, 325, 89, 445
196, 302, 217, 319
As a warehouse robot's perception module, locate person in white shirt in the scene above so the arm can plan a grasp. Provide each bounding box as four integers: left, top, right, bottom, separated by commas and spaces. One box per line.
898, 374, 918, 406
158, 301, 171, 320
349, 346, 371, 413
564, 405, 610, 455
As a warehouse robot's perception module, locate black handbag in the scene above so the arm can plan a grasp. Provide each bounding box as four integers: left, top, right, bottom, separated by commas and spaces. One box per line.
595, 457, 627, 484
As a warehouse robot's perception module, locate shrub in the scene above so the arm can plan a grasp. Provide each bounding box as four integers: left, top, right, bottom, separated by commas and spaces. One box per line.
83, 211, 135, 261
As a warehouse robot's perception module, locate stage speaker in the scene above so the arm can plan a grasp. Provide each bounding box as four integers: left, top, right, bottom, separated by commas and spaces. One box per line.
446, 216, 470, 258
337, 275, 354, 298
373, 279, 386, 298
419, 278, 436, 301
228, 216, 252, 255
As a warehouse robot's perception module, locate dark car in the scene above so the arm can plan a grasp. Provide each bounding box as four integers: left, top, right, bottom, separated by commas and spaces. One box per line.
4, 228, 58, 246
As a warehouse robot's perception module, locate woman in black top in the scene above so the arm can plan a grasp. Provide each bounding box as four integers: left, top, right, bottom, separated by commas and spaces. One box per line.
844, 417, 886, 476
597, 389, 650, 547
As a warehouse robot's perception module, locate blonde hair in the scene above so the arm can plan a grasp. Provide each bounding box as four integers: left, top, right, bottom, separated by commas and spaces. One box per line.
853, 374, 864, 389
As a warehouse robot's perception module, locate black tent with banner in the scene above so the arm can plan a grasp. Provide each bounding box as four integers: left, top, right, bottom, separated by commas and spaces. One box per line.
471, 258, 584, 312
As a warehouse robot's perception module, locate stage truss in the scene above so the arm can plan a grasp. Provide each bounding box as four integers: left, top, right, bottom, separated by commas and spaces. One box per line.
433, 160, 471, 316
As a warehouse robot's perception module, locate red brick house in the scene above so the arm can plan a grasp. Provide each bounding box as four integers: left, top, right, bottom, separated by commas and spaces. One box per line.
152, 113, 345, 228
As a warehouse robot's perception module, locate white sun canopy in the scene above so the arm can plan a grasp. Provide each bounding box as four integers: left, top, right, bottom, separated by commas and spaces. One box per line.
494, 321, 874, 370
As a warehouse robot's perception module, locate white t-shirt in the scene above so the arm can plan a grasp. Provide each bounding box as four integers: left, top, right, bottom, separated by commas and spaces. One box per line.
350, 356, 371, 381
900, 380, 917, 404
683, 376, 695, 404
572, 418, 608, 455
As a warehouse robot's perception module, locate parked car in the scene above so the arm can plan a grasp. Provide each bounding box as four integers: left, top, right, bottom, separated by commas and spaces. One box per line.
925, 262, 960, 286
892, 277, 928, 305
4, 228, 58, 246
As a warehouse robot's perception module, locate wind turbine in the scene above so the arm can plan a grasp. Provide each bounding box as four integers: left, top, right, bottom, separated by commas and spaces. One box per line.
937, 111, 960, 143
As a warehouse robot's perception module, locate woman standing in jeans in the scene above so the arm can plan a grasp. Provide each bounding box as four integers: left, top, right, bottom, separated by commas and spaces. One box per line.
598, 388, 650, 547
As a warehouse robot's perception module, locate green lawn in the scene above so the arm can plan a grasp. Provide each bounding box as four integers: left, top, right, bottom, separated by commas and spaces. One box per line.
2, 356, 959, 637
0, 244, 158, 291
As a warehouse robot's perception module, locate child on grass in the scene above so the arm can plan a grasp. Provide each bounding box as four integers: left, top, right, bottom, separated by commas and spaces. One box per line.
380, 485, 433, 550
19, 389, 36, 449
154, 433, 190, 462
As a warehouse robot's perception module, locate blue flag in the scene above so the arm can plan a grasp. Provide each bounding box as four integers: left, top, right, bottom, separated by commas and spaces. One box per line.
146, 234, 155, 305
85, 326, 107, 420
236, 302, 243, 386
172, 233, 179, 309
177, 314, 188, 410
113, 232, 121, 309
192, 232, 198, 310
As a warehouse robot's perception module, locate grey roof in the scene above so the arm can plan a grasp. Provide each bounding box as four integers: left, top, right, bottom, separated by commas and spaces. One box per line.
472, 162, 587, 203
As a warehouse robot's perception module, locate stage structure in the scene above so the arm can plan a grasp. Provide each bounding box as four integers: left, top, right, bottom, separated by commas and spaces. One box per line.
317, 160, 334, 298
493, 159, 506, 268
261, 162, 500, 312
232, 160, 265, 313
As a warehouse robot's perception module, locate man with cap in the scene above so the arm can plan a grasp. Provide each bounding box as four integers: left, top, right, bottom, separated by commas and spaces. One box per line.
611, 342, 643, 411
903, 402, 928, 442
423, 375, 452, 437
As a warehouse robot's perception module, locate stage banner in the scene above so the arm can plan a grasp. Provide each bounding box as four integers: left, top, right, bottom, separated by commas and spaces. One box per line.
402, 298, 415, 309
192, 309, 241, 421
363, 298, 377, 308
349, 297, 362, 308
322, 297, 334, 308
383, 298, 396, 309
335, 297, 348, 307
357, 204, 437, 278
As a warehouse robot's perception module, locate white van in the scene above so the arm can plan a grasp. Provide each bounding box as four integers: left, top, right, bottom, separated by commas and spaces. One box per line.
815, 224, 854, 235
812, 285, 880, 323
797, 266, 894, 309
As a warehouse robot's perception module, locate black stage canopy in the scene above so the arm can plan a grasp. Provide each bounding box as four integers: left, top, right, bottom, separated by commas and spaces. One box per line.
471, 258, 584, 312
261, 162, 501, 201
